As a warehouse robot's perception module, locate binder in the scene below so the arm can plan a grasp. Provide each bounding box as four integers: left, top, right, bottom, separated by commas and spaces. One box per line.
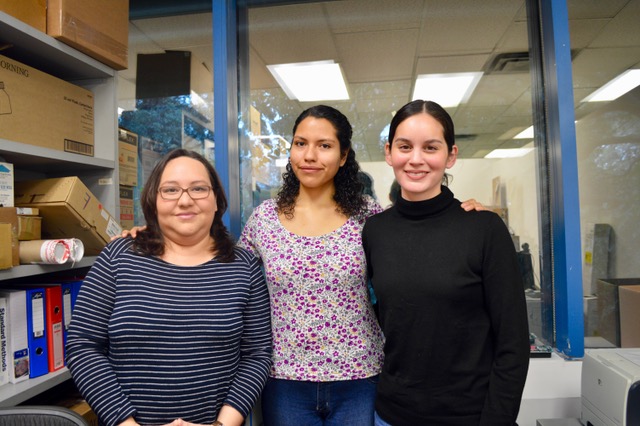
0, 290, 30, 383
44, 285, 64, 372
0, 296, 8, 386
24, 288, 48, 378
61, 280, 82, 361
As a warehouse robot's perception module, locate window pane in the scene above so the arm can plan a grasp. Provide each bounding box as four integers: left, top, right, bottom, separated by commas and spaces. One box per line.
568, 1, 640, 348
118, 12, 215, 227
242, 0, 546, 339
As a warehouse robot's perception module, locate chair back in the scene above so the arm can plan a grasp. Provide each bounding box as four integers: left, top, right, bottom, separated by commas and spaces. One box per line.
0, 405, 89, 426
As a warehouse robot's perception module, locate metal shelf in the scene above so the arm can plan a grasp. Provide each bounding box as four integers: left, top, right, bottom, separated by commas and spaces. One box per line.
0, 257, 96, 281
0, 369, 71, 407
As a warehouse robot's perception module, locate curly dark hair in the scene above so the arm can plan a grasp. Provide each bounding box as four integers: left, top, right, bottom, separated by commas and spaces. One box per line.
276, 105, 367, 219
133, 148, 236, 263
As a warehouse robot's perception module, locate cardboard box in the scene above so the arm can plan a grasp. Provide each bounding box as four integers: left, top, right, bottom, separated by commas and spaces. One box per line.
17, 215, 42, 241
47, 0, 129, 70
119, 185, 134, 229
0, 162, 13, 207
0, 0, 46, 32
14, 177, 122, 255
55, 395, 98, 426
0, 207, 18, 266
0, 54, 94, 156
69, 400, 98, 426
0, 223, 12, 270
16, 207, 39, 215
619, 285, 640, 348
118, 128, 139, 186
596, 279, 640, 347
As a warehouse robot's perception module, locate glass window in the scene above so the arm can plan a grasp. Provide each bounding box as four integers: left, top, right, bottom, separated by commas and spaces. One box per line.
567, 0, 640, 348
240, 0, 547, 340
117, 10, 214, 226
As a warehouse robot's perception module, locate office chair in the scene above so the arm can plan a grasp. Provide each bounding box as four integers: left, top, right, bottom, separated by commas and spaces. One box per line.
0, 405, 89, 426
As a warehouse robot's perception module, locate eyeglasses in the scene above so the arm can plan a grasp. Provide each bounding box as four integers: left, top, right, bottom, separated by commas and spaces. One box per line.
158, 185, 212, 200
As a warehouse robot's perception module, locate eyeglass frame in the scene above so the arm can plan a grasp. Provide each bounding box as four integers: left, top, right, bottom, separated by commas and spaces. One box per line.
157, 185, 213, 200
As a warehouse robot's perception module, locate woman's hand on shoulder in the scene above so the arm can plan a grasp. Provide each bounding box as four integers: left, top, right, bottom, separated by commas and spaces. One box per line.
460, 199, 486, 212
111, 226, 147, 241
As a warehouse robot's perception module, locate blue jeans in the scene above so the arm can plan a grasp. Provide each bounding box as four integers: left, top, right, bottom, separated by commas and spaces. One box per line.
261, 376, 379, 426
374, 411, 393, 426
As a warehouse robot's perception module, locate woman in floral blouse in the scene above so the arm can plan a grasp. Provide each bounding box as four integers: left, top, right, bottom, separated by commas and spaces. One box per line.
239, 105, 384, 426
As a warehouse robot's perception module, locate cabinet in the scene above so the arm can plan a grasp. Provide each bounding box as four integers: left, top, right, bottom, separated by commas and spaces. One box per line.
0, 11, 118, 406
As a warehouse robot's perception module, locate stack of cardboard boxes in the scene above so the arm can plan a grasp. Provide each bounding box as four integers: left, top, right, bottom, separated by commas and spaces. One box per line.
0, 0, 130, 268
0, 173, 121, 269
118, 128, 139, 230
0, 3, 128, 421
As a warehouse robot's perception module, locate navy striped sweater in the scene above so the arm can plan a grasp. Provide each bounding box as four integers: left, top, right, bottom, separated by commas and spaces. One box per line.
66, 237, 272, 426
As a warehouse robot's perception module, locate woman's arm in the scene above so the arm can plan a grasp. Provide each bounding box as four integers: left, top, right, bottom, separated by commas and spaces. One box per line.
220, 253, 272, 418
479, 214, 530, 425
66, 242, 138, 425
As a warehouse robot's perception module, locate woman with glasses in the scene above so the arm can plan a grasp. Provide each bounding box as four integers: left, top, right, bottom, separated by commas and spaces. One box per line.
66, 149, 272, 426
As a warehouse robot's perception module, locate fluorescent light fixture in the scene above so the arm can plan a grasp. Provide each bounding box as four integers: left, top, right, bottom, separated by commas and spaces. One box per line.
267, 60, 349, 102
514, 125, 534, 139
582, 69, 640, 102
485, 147, 534, 158
412, 72, 483, 108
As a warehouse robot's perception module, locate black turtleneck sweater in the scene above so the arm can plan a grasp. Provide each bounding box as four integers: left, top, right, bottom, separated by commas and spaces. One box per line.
362, 186, 529, 426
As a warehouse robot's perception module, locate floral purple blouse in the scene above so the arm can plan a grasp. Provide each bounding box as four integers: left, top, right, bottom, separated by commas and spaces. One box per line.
238, 197, 385, 382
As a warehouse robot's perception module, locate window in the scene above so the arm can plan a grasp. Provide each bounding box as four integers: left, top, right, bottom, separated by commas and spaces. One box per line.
239, 0, 547, 343
567, 1, 640, 349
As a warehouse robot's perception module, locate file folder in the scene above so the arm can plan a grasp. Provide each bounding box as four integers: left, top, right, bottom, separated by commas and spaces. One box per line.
0, 296, 8, 386
44, 285, 64, 372
0, 290, 30, 383
24, 288, 48, 378
61, 280, 82, 361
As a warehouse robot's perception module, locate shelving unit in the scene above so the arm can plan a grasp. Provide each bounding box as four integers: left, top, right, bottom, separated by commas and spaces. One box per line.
0, 10, 119, 405
0, 10, 119, 214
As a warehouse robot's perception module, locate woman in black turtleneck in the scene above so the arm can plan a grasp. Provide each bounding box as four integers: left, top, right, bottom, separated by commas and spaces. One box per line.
362, 100, 530, 426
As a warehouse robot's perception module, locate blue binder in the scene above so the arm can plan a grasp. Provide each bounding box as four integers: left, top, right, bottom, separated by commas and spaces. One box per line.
61, 280, 82, 359
24, 288, 48, 378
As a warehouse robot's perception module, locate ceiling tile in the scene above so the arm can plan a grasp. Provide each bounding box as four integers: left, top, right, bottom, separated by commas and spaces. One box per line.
249, 4, 337, 64
572, 47, 640, 89
415, 54, 489, 74
324, 0, 424, 33
417, 0, 522, 55
335, 29, 418, 83
588, 0, 640, 47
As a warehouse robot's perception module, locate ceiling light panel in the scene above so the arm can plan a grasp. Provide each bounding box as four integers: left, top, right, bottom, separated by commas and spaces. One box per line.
267, 60, 349, 102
